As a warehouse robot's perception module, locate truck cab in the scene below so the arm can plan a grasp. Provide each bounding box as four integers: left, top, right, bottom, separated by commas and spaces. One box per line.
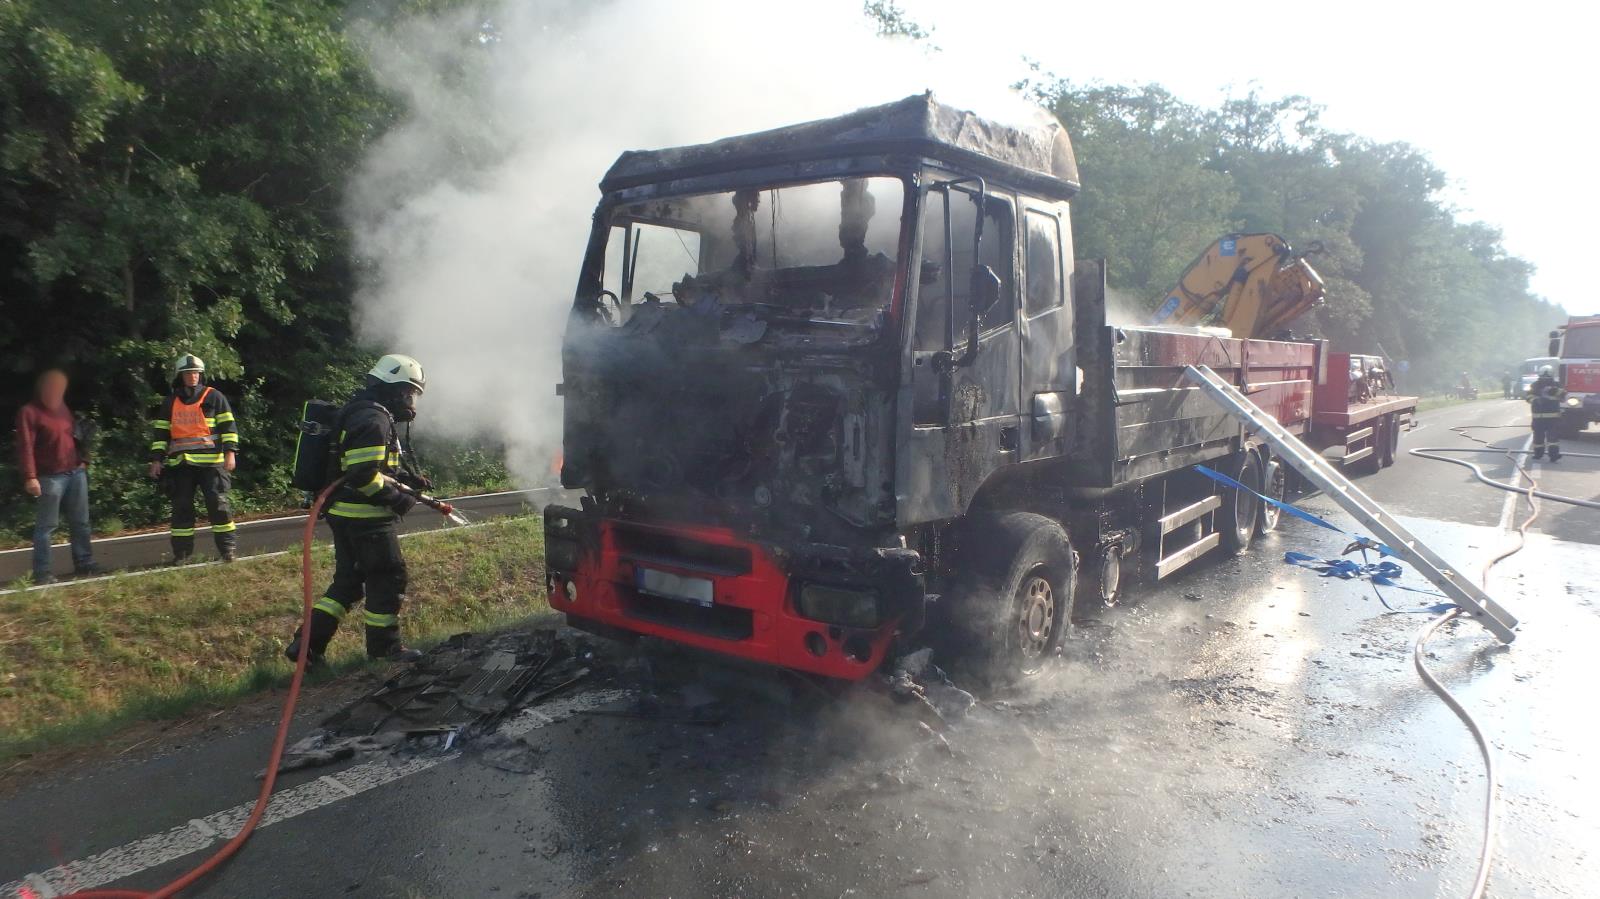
1547, 316, 1600, 435
547, 95, 1353, 682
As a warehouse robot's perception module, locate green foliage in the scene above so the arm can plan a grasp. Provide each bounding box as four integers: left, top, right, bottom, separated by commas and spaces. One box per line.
1, 0, 394, 532
863, 1, 934, 42
1033, 79, 1566, 391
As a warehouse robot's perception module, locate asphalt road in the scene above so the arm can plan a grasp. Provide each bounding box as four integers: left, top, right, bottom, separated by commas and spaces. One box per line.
4, 398, 1597, 898
1, 488, 562, 586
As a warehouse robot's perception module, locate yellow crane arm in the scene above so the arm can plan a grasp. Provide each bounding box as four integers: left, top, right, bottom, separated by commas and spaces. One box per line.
1151, 233, 1325, 338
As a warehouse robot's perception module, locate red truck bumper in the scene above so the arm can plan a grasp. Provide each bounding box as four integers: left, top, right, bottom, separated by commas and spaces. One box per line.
543, 508, 911, 681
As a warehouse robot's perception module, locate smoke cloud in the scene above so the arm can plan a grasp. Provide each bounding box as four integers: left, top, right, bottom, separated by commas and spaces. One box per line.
344, 0, 1038, 485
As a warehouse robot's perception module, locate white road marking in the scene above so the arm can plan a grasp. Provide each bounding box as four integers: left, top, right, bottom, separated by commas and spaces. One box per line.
1497, 433, 1537, 532
1, 689, 630, 898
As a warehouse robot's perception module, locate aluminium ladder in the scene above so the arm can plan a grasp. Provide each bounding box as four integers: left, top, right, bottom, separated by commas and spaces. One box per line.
1184, 365, 1519, 644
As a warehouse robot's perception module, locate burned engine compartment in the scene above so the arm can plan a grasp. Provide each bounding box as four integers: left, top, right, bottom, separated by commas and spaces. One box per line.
560, 304, 898, 546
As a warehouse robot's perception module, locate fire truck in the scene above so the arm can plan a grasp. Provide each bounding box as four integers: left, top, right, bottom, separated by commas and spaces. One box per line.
1547, 315, 1600, 436
544, 95, 1416, 681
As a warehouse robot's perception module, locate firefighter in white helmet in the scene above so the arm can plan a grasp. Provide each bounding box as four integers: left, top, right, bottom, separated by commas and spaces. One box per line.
286, 354, 432, 665
1526, 364, 1566, 462
148, 354, 240, 562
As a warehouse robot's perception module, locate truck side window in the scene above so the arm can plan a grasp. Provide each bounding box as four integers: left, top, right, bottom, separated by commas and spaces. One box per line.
603, 220, 702, 311
915, 187, 1014, 351
1023, 210, 1064, 317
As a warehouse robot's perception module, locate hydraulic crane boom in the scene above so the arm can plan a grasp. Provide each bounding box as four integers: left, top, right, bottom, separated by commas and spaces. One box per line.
1152, 233, 1325, 338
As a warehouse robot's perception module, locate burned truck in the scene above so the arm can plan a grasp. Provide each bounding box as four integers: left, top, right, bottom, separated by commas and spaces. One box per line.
545, 94, 1351, 680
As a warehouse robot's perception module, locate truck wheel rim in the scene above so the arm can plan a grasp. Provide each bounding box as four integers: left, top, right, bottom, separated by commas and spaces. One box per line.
1262, 462, 1284, 530
1235, 476, 1259, 537
1018, 573, 1056, 658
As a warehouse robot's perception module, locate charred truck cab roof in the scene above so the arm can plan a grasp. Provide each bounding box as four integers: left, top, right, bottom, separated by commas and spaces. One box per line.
597, 92, 1078, 199
554, 94, 1082, 679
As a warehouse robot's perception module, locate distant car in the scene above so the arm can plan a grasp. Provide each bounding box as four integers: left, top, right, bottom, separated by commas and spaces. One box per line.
1520, 356, 1557, 395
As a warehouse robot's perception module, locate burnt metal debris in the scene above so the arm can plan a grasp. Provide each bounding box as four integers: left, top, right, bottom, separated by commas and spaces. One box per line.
276, 629, 592, 774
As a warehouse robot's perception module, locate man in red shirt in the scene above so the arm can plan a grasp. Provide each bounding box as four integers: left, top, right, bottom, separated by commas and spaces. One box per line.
15, 369, 97, 584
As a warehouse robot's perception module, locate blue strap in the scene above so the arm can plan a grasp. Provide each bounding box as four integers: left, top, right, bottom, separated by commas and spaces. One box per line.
1193, 464, 1400, 556
1283, 550, 1455, 614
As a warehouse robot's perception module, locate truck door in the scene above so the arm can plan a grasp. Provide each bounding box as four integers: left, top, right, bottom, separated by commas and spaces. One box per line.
1018, 205, 1073, 460
902, 180, 1020, 523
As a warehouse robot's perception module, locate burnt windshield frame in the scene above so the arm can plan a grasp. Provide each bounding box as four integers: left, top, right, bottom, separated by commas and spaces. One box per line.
592, 167, 915, 329
575, 158, 918, 334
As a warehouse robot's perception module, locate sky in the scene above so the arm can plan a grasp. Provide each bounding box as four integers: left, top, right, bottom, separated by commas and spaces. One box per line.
897, 0, 1596, 313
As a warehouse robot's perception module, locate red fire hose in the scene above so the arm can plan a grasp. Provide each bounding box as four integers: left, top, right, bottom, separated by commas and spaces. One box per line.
62, 478, 454, 898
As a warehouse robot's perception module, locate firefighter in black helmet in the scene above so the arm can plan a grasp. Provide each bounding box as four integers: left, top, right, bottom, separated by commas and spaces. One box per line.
149, 354, 240, 562
1527, 364, 1567, 462
286, 354, 430, 665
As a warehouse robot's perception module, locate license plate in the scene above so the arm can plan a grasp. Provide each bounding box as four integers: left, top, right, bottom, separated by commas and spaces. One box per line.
635, 567, 714, 607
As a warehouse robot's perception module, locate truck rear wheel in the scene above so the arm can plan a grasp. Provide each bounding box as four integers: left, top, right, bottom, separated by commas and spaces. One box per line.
1353, 421, 1384, 475
947, 512, 1077, 684
1218, 452, 1262, 555
1379, 414, 1399, 467
1256, 456, 1285, 535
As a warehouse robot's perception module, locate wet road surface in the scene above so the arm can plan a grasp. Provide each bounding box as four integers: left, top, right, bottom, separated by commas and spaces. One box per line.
3, 398, 1597, 898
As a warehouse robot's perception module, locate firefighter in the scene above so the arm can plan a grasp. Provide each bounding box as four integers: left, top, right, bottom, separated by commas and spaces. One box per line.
1526, 364, 1566, 462
149, 354, 239, 562
286, 354, 430, 665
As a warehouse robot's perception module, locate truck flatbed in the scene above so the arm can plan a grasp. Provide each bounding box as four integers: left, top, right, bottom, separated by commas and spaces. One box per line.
1313, 394, 1417, 428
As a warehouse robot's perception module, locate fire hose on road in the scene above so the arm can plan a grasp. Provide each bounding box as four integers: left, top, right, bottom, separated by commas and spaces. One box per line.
1405, 423, 1596, 899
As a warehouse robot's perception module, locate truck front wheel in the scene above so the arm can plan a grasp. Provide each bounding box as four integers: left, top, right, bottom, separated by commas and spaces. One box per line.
947, 512, 1077, 684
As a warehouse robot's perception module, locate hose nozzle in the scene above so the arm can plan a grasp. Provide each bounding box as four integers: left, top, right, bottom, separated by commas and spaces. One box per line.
395, 481, 456, 517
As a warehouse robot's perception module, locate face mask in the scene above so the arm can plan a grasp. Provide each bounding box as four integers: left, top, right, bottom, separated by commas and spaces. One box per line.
387, 386, 418, 422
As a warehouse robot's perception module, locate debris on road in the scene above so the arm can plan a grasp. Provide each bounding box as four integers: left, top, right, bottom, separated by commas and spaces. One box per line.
275, 629, 594, 774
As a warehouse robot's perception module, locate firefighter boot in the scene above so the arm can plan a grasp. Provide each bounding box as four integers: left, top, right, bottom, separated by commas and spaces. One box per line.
365, 626, 422, 663
170, 534, 194, 565
284, 607, 342, 669
216, 532, 237, 563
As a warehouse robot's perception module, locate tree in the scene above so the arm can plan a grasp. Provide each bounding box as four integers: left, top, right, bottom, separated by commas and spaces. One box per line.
1, 0, 391, 527
1044, 83, 1237, 311
1031, 76, 1564, 389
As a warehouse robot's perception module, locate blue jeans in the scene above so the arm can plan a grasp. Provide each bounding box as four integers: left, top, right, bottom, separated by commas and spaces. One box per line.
34, 468, 94, 578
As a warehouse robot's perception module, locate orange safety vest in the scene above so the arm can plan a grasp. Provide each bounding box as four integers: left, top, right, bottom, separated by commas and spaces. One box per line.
169, 387, 218, 453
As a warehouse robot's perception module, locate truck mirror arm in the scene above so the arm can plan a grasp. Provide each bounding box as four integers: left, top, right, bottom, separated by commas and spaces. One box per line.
934, 266, 997, 372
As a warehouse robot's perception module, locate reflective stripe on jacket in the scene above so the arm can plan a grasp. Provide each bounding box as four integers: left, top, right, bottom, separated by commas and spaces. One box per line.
151, 387, 240, 467
1527, 379, 1567, 419
327, 393, 404, 520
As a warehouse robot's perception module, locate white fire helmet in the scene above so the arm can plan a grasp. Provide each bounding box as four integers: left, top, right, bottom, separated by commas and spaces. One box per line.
1538, 365, 1554, 377
368, 354, 426, 394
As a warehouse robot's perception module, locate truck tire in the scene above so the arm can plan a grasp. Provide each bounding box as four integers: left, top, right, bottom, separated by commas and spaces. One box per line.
1559, 416, 1588, 440
1256, 455, 1285, 535
1218, 451, 1262, 555
1354, 420, 1384, 476
1379, 414, 1399, 468
946, 512, 1077, 684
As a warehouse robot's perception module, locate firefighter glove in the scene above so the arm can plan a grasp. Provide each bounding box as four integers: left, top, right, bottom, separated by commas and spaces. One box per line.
389, 491, 418, 517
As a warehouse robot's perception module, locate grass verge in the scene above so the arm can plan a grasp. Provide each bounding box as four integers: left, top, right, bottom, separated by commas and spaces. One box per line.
1413, 393, 1505, 415
0, 516, 549, 763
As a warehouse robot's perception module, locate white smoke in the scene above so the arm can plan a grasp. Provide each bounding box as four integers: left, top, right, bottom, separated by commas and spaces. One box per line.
344, 0, 1038, 485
